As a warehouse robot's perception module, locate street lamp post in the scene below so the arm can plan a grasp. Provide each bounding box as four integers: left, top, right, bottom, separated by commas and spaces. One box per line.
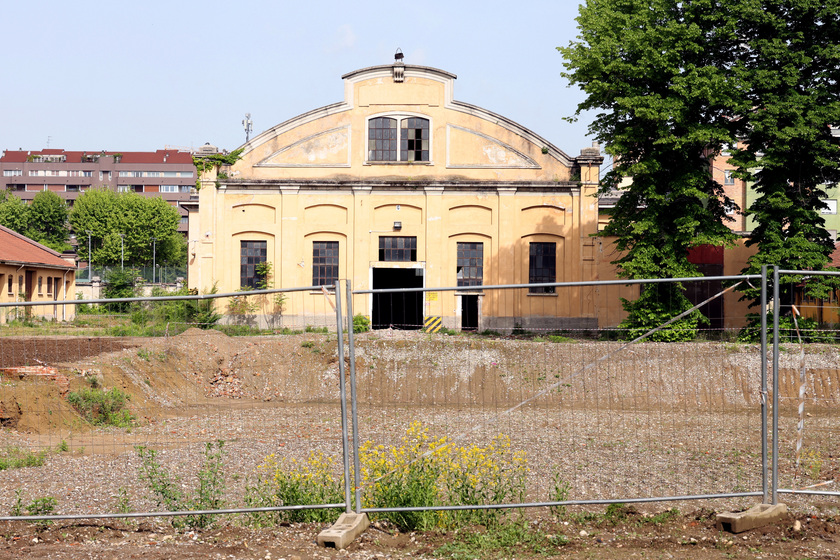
85, 230, 92, 282
119, 234, 125, 271
151, 238, 157, 284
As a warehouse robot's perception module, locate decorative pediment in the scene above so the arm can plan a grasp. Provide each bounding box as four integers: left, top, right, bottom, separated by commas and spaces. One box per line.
446, 125, 539, 169
255, 126, 351, 168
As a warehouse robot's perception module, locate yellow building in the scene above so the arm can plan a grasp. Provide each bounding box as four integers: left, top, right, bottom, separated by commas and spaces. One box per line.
189, 56, 606, 331
0, 225, 76, 324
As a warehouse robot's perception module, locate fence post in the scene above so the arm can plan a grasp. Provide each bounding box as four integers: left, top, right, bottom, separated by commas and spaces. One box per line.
761, 265, 769, 504
771, 266, 780, 505
333, 282, 352, 513
345, 280, 362, 513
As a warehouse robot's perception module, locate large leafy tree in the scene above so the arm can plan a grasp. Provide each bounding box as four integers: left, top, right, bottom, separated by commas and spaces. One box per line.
729, 0, 840, 305
69, 188, 184, 267
0, 191, 70, 252
0, 191, 30, 234
27, 191, 71, 252
560, 0, 740, 338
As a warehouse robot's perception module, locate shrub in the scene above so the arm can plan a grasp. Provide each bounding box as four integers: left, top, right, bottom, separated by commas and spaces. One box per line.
738, 313, 836, 343
66, 387, 134, 427
245, 451, 344, 525
359, 422, 527, 530
353, 314, 371, 333
103, 268, 140, 313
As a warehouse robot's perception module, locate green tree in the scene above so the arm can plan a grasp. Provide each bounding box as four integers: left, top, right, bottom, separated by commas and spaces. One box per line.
0, 192, 30, 234
729, 0, 840, 306
26, 191, 71, 252
560, 0, 739, 339
69, 188, 184, 267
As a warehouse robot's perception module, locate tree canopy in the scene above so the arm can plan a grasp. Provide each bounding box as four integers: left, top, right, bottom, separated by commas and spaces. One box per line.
0, 191, 71, 253
561, 0, 840, 327
69, 188, 185, 267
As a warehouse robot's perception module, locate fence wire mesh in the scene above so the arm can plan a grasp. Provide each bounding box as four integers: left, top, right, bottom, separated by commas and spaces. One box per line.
0, 287, 349, 521
350, 280, 765, 520
1, 271, 838, 525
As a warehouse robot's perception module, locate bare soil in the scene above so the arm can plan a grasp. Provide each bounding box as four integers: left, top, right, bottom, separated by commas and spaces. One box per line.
0, 329, 838, 559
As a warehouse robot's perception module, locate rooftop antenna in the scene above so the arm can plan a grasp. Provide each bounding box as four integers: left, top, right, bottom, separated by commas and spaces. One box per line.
242, 113, 253, 143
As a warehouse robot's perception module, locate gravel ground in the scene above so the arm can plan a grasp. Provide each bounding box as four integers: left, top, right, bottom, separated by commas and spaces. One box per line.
0, 330, 838, 558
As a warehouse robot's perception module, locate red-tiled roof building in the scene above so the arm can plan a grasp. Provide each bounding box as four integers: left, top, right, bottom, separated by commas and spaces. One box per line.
0, 225, 77, 323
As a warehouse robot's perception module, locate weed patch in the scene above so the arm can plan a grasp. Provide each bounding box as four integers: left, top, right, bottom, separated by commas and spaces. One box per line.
66, 387, 134, 427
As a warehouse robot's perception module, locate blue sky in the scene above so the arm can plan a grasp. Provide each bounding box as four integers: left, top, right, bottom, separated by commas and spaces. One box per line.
0, 0, 597, 159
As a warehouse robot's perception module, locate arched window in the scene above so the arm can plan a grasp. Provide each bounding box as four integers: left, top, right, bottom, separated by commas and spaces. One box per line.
368, 116, 430, 162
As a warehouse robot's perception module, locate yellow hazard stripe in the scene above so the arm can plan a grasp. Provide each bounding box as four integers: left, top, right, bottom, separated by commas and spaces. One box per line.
423, 316, 441, 333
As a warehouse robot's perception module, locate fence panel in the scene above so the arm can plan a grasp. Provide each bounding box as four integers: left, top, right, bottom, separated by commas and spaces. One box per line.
349, 278, 766, 521
0, 287, 350, 522
773, 269, 840, 504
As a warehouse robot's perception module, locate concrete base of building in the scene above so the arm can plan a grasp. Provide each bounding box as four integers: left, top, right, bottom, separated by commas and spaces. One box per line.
316, 512, 370, 549
716, 503, 788, 533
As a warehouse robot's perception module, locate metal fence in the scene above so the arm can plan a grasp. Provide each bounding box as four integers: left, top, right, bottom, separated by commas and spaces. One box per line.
75, 265, 188, 284
0, 267, 838, 526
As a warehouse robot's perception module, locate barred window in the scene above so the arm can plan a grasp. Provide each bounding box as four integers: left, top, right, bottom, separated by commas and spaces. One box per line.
312, 241, 339, 287
240, 240, 267, 289
528, 242, 556, 294
368, 116, 430, 162
379, 236, 417, 262
457, 242, 483, 287
368, 117, 398, 161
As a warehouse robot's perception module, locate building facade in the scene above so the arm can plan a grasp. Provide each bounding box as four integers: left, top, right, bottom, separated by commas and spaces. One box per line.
189, 57, 605, 331
0, 149, 196, 235
0, 225, 76, 323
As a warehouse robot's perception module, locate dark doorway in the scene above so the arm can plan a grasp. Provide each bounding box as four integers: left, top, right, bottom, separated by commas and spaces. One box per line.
687, 245, 724, 331
461, 295, 479, 331
372, 268, 423, 330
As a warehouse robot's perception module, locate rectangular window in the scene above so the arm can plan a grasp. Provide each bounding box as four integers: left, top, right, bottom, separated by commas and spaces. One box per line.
240, 240, 267, 289
3, 169, 22, 177
66, 185, 80, 192
529, 242, 556, 294
724, 170, 735, 185
38, 277, 43, 295
179, 185, 192, 193
163, 171, 178, 177
133, 185, 144, 192
117, 185, 130, 192
457, 242, 483, 287
160, 185, 177, 193
7, 275, 12, 294
312, 241, 339, 287
18, 275, 23, 296
47, 277, 53, 295
379, 236, 417, 261
83, 171, 92, 177
179, 171, 193, 178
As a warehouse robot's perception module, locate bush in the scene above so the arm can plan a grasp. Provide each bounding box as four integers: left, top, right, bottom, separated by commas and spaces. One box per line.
353, 314, 371, 333
359, 422, 527, 531
66, 387, 134, 427
103, 268, 140, 313
738, 313, 836, 343
245, 451, 344, 525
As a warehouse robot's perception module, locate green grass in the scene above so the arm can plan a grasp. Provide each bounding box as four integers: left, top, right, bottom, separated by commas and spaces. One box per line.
436, 521, 568, 559
0, 446, 47, 471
